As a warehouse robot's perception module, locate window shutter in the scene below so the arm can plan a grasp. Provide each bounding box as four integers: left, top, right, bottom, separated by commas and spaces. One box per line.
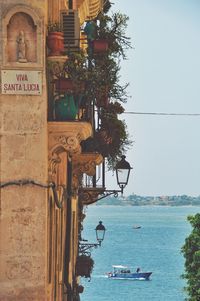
61, 10, 80, 49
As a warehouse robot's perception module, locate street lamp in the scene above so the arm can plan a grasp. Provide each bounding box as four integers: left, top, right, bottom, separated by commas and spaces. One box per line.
96, 155, 132, 200
79, 155, 132, 203
79, 221, 106, 255
115, 155, 132, 194
95, 221, 106, 246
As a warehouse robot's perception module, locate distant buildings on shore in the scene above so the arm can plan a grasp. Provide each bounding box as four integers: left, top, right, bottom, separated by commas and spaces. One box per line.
96, 194, 200, 206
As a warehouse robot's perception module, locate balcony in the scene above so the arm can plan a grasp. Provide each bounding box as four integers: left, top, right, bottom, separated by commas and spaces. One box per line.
48, 77, 93, 123
47, 53, 94, 124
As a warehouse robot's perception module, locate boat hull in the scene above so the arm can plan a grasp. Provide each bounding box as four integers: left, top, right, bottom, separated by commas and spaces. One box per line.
107, 272, 152, 280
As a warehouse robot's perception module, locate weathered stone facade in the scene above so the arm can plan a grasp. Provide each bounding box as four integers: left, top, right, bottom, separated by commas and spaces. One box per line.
0, 1, 104, 300
0, 1, 48, 300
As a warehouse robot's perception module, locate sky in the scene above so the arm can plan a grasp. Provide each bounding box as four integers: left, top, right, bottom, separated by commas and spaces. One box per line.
106, 0, 200, 196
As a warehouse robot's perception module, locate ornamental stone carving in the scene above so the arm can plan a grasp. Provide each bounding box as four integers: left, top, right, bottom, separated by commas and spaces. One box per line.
79, 187, 106, 205
72, 153, 103, 190
48, 122, 92, 181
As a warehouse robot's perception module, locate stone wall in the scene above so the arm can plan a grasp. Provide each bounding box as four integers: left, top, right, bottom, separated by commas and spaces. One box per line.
0, 1, 48, 300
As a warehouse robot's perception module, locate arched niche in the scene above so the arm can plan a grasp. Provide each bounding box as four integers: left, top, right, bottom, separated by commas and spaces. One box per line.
2, 5, 43, 67
7, 12, 36, 63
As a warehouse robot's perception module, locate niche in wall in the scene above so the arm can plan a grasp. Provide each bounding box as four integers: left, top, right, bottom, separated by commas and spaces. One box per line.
7, 12, 37, 63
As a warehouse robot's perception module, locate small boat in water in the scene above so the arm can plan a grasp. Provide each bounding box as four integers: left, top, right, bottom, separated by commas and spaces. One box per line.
106, 265, 152, 280
133, 225, 141, 229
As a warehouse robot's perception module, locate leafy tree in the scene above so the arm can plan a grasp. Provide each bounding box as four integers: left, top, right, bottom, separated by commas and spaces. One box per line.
182, 213, 200, 301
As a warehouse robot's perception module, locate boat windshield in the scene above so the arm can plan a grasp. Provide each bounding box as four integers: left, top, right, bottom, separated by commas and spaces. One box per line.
113, 266, 131, 273
120, 269, 131, 273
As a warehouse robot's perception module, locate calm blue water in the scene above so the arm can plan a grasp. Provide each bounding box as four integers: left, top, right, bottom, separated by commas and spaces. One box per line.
80, 206, 200, 301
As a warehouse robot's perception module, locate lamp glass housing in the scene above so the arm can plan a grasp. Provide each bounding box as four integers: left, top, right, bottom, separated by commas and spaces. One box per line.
95, 221, 106, 244
115, 155, 132, 189
116, 168, 131, 187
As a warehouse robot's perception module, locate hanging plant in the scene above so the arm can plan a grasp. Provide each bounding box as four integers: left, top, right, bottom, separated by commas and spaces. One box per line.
77, 285, 84, 294
81, 100, 131, 169
97, 102, 131, 168
76, 255, 94, 278
98, 114, 131, 169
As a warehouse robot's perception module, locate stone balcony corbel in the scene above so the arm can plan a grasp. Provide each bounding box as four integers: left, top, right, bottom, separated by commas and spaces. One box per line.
72, 153, 103, 195
78, 187, 106, 205
48, 122, 92, 181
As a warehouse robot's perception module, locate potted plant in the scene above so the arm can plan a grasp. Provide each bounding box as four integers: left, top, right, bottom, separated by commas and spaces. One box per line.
51, 50, 88, 121
76, 255, 94, 279
84, 5, 131, 57
84, 20, 109, 54
47, 21, 64, 56
53, 50, 87, 94
96, 11, 131, 59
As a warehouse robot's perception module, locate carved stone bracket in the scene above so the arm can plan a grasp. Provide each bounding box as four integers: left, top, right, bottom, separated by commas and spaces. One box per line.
79, 187, 106, 205
72, 153, 103, 191
48, 122, 92, 181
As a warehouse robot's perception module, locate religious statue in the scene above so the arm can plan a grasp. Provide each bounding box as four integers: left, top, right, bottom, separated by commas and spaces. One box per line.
16, 30, 27, 63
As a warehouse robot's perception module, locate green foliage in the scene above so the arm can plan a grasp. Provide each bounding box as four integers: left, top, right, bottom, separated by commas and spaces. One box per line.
76, 255, 94, 278
83, 7, 132, 169
103, 0, 112, 14
81, 102, 132, 170
182, 213, 200, 301
50, 4, 132, 170
90, 55, 128, 103
105, 102, 125, 115
97, 12, 132, 59
63, 50, 88, 82
99, 105, 132, 169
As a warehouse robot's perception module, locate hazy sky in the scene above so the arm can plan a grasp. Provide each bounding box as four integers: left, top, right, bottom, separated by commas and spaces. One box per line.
107, 0, 200, 196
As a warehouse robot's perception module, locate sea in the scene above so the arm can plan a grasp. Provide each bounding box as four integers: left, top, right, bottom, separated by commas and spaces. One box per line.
80, 205, 200, 301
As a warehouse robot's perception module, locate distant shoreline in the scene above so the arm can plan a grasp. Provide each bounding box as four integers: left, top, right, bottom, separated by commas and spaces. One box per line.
95, 204, 200, 207
95, 195, 200, 206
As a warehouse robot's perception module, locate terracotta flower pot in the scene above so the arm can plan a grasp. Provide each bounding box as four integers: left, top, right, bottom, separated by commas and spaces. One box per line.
47, 32, 64, 56
54, 78, 86, 94
93, 39, 108, 53
54, 78, 74, 92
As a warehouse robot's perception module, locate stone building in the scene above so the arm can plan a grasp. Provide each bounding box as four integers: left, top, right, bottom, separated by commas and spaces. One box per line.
0, 0, 107, 300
